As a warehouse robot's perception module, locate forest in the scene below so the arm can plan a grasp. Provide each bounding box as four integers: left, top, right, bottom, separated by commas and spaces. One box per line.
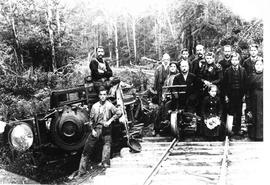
0, 0, 263, 122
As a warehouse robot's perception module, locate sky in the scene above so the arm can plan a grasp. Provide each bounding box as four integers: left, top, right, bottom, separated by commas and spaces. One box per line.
63, 0, 267, 21
219, 0, 267, 21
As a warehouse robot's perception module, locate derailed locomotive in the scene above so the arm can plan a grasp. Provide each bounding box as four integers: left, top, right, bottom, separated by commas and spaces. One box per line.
0, 77, 140, 154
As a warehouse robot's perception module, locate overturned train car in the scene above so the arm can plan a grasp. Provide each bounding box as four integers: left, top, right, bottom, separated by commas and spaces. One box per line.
0, 79, 138, 153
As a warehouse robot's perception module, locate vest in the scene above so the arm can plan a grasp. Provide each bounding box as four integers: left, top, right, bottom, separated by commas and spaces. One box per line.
231, 68, 240, 89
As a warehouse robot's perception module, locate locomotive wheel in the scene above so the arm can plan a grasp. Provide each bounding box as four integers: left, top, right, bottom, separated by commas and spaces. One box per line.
50, 107, 89, 151
170, 111, 179, 138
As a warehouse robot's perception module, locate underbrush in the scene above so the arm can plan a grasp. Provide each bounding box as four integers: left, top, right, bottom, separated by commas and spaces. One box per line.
0, 66, 154, 121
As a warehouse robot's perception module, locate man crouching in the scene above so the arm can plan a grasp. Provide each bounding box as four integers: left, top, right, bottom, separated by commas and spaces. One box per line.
78, 86, 122, 176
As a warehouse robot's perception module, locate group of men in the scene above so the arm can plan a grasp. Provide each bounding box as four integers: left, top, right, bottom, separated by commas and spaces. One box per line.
153, 44, 263, 139
75, 43, 263, 178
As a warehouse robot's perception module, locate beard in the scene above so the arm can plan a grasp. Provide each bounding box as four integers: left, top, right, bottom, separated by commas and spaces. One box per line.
224, 54, 231, 59
198, 53, 203, 58
181, 70, 188, 74
97, 54, 103, 59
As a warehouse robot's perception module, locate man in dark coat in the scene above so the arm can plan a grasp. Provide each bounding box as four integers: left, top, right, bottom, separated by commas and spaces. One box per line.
218, 45, 232, 123
153, 53, 170, 105
242, 44, 262, 77
173, 60, 201, 113
218, 45, 232, 73
190, 44, 206, 79
189, 44, 206, 114
223, 52, 247, 135
90, 46, 113, 81
152, 53, 170, 136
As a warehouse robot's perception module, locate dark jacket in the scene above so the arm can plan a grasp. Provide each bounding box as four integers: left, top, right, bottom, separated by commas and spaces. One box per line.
90, 58, 113, 81
242, 57, 256, 77
246, 72, 263, 139
222, 66, 247, 97
201, 63, 223, 86
153, 64, 169, 92
190, 58, 206, 79
218, 58, 231, 73
173, 72, 201, 110
201, 96, 222, 118
173, 72, 201, 97
153, 64, 169, 104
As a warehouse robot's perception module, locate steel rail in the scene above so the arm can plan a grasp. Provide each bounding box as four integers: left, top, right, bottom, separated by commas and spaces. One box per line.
217, 136, 229, 185
142, 138, 178, 185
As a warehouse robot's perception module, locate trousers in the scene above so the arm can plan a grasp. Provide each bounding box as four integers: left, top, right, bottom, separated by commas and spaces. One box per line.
79, 126, 112, 174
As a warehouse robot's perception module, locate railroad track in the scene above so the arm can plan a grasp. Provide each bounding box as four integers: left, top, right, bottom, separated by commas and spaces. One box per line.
78, 136, 265, 185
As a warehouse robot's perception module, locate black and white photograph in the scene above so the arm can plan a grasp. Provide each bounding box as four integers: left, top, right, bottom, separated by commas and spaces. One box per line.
0, 0, 268, 184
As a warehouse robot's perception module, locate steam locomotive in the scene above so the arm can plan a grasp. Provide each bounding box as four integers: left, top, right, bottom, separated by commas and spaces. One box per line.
0, 77, 139, 154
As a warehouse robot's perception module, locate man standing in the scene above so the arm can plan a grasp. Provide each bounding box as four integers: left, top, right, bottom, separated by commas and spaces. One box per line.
219, 45, 232, 73
153, 53, 170, 104
190, 44, 206, 114
223, 52, 247, 136
173, 60, 200, 113
178, 48, 190, 70
78, 86, 122, 176
190, 44, 206, 79
242, 44, 261, 77
90, 46, 113, 81
218, 45, 232, 123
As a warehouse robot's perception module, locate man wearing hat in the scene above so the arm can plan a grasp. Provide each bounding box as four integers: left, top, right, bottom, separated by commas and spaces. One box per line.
152, 53, 170, 136
153, 53, 170, 105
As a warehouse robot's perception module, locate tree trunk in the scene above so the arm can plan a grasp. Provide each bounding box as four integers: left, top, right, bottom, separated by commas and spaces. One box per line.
8, 0, 24, 69
46, 0, 56, 72
114, 20, 119, 67
154, 20, 158, 56
125, 17, 131, 57
107, 22, 113, 59
158, 22, 161, 60
165, 9, 175, 39
132, 18, 137, 63
55, 1, 61, 47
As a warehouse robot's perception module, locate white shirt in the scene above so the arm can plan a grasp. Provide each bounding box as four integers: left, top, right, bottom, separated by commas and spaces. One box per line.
182, 73, 188, 81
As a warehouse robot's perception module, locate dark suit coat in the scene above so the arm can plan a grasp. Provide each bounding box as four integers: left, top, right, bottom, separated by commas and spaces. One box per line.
90, 58, 113, 81
242, 57, 256, 77
222, 66, 247, 97
201, 63, 223, 86
172, 72, 201, 100
190, 58, 206, 79
153, 64, 169, 92
218, 58, 231, 73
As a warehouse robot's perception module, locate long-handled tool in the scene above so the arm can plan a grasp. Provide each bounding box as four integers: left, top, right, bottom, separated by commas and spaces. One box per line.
115, 84, 141, 152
